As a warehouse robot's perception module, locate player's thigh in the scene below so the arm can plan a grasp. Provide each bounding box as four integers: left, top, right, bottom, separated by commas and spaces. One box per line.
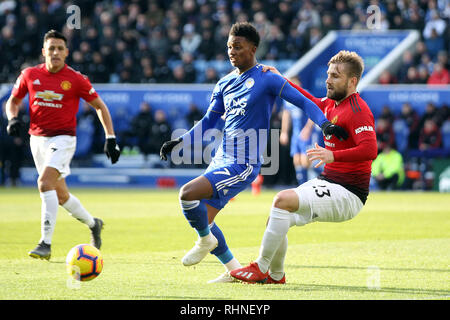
179, 175, 214, 201
32, 135, 76, 179
30, 135, 47, 175
37, 166, 61, 191
272, 189, 300, 213
203, 163, 258, 210
292, 178, 363, 226
46, 136, 76, 178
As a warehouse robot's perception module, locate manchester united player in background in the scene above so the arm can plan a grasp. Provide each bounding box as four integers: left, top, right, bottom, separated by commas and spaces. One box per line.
5, 30, 121, 260
231, 51, 378, 284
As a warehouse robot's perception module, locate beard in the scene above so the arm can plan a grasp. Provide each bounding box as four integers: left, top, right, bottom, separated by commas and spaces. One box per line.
327, 87, 348, 102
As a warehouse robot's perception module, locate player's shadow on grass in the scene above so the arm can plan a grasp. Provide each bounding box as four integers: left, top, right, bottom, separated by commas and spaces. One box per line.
134, 295, 228, 300
288, 264, 449, 273
266, 283, 450, 297
268, 264, 450, 297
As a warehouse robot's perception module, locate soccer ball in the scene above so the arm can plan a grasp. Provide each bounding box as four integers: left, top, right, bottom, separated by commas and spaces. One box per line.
66, 244, 103, 281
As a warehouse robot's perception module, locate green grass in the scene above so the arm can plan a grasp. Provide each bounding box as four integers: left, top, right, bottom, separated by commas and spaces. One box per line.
0, 187, 449, 300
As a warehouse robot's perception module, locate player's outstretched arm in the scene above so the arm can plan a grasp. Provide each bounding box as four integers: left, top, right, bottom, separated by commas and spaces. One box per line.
89, 97, 121, 164
279, 83, 326, 125
261, 65, 322, 105
278, 82, 348, 141
320, 120, 349, 141
160, 137, 182, 161
159, 108, 222, 161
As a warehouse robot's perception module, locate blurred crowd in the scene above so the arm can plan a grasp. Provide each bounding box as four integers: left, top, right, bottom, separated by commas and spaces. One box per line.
371, 101, 449, 190
2, 96, 448, 188
1, 0, 450, 189
377, 1, 450, 85
376, 102, 449, 153
0, 0, 449, 84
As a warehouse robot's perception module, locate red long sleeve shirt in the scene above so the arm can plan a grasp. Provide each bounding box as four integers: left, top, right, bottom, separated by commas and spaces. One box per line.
289, 80, 378, 203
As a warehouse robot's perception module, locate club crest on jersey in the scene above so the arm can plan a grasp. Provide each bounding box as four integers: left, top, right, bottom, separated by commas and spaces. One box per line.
61, 80, 71, 91
331, 116, 338, 124
324, 116, 339, 140
245, 78, 254, 89
35, 90, 63, 101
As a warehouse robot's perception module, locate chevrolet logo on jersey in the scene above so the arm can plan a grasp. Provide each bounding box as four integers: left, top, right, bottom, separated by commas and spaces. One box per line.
35, 90, 63, 102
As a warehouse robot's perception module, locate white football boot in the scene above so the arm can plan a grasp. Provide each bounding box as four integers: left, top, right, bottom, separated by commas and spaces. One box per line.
181, 233, 218, 266
207, 271, 239, 283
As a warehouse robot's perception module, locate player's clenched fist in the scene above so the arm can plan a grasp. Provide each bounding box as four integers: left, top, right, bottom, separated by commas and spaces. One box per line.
320, 120, 349, 141
6, 117, 22, 137
104, 137, 121, 164
160, 137, 182, 161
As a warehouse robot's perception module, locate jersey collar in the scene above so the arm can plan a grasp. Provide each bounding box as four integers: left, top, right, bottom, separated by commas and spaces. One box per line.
335, 92, 359, 107
235, 63, 258, 76
43, 63, 67, 74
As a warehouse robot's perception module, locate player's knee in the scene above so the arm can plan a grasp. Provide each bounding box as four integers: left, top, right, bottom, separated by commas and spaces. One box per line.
37, 177, 55, 193
179, 184, 194, 201
273, 189, 299, 212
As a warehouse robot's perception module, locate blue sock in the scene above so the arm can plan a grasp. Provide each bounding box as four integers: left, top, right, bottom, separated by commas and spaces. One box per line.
180, 200, 209, 237
295, 166, 308, 185
209, 222, 234, 264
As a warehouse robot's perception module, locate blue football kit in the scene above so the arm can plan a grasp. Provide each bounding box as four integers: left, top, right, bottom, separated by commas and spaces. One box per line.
182, 64, 328, 209
179, 64, 328, 264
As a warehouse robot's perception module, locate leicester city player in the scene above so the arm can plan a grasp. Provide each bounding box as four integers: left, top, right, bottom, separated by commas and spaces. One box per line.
160, 22, 348, 283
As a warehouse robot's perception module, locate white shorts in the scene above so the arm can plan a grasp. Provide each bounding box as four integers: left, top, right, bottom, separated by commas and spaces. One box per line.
30, 135, 76, 179
292, 178, 363, 226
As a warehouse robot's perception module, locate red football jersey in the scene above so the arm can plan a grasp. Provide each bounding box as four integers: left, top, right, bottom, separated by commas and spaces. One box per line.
12, 63, 99, 137
289, 80, 378, 203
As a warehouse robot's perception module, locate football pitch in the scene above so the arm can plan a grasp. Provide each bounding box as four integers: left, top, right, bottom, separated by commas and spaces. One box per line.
0, 187, 448, 300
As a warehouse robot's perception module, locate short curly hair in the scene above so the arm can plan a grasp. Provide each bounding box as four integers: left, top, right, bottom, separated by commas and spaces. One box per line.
229, 22, 260, 47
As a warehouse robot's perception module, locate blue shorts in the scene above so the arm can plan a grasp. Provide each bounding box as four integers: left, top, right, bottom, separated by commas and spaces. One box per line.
203, 163, 260, 210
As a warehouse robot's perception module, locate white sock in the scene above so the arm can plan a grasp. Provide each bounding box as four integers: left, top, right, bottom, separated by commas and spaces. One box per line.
198, 232, 214, 244
39, 190, 59, 244
269, 236, 288, 281
61, 194, 95, 228
224, 257, 242, 272
62, 193, 95, 228
256, 207, 292, 273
